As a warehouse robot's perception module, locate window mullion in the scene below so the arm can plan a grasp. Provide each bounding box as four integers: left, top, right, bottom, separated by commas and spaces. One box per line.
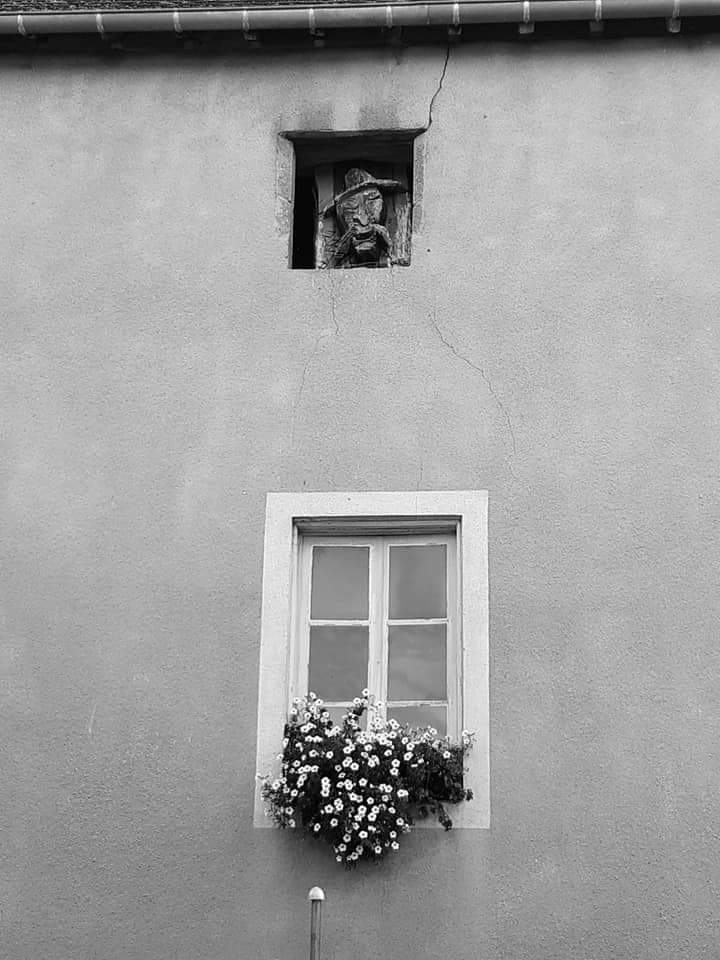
366, 540, 382, 711
378, 537, 389, 718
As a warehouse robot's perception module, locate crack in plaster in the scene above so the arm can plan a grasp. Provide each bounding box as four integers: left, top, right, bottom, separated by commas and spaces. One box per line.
428, 311, 518, 465
87, 701, 98, 739
293, 331, 326, 429
411, 45, 451, 234
427, 43, 451, 131
328, 274, 340, 334
291, 285, 341, 443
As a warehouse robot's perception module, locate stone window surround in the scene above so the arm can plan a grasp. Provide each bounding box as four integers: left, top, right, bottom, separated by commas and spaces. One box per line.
254, 490, 489, 829
276, 128, 428, 267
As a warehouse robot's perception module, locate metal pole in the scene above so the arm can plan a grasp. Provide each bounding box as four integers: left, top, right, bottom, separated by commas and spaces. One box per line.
308, 886, 325, 960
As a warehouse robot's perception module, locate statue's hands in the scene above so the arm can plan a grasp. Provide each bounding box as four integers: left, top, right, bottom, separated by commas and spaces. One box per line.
328, 223, 392, 266
329, 228, 356, 266
373, 224, 391, 251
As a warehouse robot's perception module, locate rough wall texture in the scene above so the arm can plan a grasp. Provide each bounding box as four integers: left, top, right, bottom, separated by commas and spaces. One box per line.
2, 36, 720, 960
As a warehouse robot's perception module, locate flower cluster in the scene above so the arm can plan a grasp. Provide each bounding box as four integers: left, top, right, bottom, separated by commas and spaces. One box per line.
259, 692, 473, 867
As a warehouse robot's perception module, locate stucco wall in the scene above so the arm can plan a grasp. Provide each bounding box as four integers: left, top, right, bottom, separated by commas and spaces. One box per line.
2, 34, 720, 960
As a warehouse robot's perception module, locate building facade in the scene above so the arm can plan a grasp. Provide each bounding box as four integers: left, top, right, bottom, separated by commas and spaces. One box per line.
2, 9, 720, 959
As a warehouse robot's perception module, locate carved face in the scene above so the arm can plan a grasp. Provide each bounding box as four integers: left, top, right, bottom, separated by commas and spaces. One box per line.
336, 186, 385, 261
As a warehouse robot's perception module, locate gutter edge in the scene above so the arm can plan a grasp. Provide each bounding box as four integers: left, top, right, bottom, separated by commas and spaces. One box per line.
0, 0, 714, 35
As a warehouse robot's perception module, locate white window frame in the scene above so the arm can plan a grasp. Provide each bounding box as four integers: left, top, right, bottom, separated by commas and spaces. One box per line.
254, 491, 489, 829
297, 532, 459, 735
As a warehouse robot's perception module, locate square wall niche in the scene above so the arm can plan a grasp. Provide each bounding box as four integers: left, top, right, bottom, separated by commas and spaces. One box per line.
288, 131, 420, 270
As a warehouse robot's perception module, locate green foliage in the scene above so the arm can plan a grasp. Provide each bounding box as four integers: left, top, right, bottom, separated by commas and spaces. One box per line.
259, 692, 473, 866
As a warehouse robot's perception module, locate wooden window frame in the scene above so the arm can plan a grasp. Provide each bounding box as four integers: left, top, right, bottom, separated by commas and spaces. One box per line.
254, 491, 489, 829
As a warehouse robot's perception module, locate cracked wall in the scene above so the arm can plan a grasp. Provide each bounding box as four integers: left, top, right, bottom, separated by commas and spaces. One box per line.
3, 35, 720, 960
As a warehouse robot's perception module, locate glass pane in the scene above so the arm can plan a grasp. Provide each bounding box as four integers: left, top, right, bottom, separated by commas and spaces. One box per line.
388, 624, 446, 700
389, 545, 447, 619
308, 625, 368, 701
324, 705, 350, 728
387, 705, 447, 737
311, 546, 369, 620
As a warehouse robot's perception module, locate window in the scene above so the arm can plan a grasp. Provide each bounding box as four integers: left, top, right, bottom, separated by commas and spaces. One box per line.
295, 534, 459, 737
287, 132, 419, 269
254, 491, 489, 829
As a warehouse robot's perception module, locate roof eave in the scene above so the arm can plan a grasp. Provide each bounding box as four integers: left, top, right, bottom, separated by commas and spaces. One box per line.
1, 0, 717, 36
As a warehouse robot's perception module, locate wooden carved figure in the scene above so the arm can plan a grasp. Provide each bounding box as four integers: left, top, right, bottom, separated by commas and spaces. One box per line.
318, 167, 407, 269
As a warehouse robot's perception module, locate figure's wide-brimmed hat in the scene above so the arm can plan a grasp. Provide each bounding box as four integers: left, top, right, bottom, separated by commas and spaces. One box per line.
322, 167, 406, 215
